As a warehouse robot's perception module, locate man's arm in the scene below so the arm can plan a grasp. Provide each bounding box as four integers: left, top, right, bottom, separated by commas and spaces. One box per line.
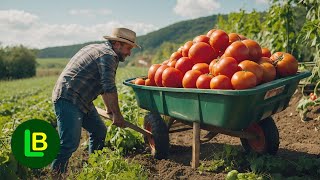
101, 92, 125, 128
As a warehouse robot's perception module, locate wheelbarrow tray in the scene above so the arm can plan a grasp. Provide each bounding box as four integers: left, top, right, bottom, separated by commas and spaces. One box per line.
123, 71, 311, 131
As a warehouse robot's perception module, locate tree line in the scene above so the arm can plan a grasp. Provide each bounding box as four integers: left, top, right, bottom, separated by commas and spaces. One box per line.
0, 45, 37, 80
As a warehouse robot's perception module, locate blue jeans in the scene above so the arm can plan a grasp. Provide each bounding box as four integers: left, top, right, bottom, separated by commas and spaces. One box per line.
51, 98, 107, 173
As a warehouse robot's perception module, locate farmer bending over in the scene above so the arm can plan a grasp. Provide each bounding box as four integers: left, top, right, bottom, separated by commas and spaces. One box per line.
51, 27, 140, 174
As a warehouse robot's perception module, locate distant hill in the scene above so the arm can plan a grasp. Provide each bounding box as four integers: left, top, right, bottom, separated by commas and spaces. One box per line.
37, 14, 220, 59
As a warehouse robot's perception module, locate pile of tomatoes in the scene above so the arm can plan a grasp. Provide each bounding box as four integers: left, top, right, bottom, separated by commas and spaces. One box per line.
134, 29, 298, 90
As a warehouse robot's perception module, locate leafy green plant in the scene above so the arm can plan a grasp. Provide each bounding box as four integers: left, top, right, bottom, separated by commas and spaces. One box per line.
75, 148, 148, 180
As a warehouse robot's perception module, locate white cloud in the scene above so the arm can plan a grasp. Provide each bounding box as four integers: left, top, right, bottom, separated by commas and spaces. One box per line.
174, 0, 220, 18
0, 10, 158, 49
255, 0, 268, 4
69, 9, 112, 17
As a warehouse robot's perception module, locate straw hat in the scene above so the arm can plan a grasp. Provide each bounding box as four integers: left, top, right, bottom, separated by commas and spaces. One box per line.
103, 27, 141, 48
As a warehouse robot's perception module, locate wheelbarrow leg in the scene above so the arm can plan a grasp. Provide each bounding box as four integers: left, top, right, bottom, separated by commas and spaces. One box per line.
192, 122, 200, 169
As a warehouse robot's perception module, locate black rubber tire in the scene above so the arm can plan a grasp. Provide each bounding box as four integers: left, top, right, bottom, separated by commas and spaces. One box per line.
143, 112, 169, 159
240, 117, 279, 155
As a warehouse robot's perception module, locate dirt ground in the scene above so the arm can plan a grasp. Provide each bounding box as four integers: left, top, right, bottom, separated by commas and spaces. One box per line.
132, 90, 320, 179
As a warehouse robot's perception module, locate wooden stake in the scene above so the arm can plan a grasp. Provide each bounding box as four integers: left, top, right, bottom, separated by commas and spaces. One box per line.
192, 122, 200, 169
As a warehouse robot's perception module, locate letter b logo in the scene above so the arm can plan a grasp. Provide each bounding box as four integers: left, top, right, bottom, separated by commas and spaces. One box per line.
11, 119, 59, 168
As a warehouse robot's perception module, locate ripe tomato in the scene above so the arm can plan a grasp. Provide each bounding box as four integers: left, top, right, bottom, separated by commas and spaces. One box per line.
210, 75, 232, 89
228, 33, 241, 44
224, 41, 249, 63
148, 64, 161, 82
238, 60, 264, 84
175, 57, 195, 75
260, 62, 276, 83
177, 46, 183, 54
192, 63, 209, 74
162, 67, 183, 88
242, 39, 262, 61
310, 93, 317, 101
209, 29, 229, 51
182, 41, 193, 57
189, 42, 217, 64
167, 60, 177, 67
145, 78, 156, 86
231, 71, 257, 90
162, 59, 169, 65
170, 51, 182, 61
209, 59, 218, 74
212, 57, 239, 79
182, 70, 202, 88
193, 35, 210, 44
206, 29, 216, 37
154, 65, 169, 87
257, 57, 272, 64
270, 52, 298, 77
134, 78, 145, 85
196, 74, 213, 89
238, 34, 247, 40
261, 48, 271, 57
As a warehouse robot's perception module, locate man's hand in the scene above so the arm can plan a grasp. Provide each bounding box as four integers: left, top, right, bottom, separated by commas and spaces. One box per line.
112, 113, 126, 128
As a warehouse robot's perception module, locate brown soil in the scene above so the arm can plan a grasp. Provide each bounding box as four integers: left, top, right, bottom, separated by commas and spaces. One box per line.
47, 90, 319, 180
134, 91, 320, 179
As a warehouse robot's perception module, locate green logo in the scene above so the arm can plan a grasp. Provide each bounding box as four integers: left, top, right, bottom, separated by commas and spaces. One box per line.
11, 119, 60, 168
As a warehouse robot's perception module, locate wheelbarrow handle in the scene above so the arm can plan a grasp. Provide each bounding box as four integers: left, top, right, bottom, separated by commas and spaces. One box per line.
95, 107, 152, 137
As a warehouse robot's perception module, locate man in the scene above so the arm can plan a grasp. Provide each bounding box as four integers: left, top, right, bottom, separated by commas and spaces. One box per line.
51, 27, 140, 173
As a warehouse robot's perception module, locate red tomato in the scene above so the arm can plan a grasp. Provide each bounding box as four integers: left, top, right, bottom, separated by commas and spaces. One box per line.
182, 41, 193, 57
193, 35, 210, 44
270, 52, 298, 77
196, 74, 213, 89
213, 57, 239, 79
256, 57, 272, 64
310, 93, 317, 101
134, 78, 145, 85
192, 63, 209, 74
228, 33, 241, 44
238, 34, 247, 40
162, 67, 183, 87
177, 46, 183, 54
209, 59, 218, 74
145, 79, 156, 86
182, 70, 202, 88
167, 60, 177, 67
170, 51, 182, 61
260, 62, 276, 83
261, 48, 271, 58
175, 57, 195, 75
210, 75, 233, 89
162, 59, 169, 65
224, 41, 250, 63
242, 39, 262, 61
209, 29, 229, 51
189, 42, 217, 64
231, 71, 257, 90
238, 60, 264, 84
206, 29, 216, 37
148, 64, 161, 82
154, 65, 169, 87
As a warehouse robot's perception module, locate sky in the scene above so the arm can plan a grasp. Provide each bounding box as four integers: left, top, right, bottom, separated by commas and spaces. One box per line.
0, 0, 270, 49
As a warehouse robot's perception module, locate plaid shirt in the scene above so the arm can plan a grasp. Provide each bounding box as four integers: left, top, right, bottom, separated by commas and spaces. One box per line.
52, 41, 119, 113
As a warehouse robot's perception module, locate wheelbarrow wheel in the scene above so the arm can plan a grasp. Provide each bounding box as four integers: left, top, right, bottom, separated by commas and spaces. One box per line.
144, 112, 169, 159
240, 117, 279, 155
